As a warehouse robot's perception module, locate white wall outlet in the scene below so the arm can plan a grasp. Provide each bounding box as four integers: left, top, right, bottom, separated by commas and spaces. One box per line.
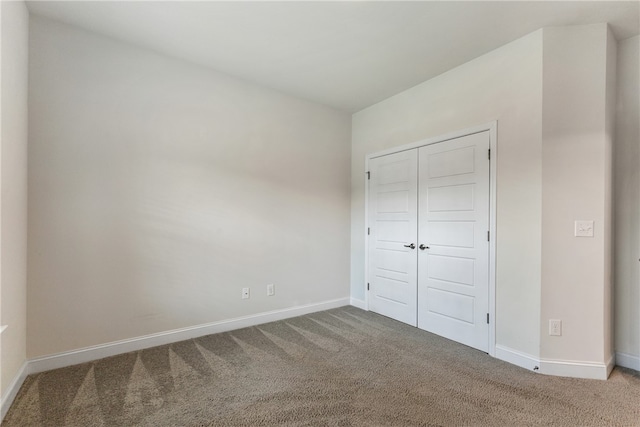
242, 287, 250, 299
574, 220, 594, 237
549, 319, 562, 336
267, 284, 275, 296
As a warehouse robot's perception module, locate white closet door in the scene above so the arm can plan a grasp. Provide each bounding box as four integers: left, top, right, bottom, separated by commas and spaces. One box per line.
417, 131, 490, 352
368, 149, 418, 326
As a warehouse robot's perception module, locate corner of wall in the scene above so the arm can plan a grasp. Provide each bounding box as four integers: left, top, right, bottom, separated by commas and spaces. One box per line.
540, 22, 614, 370
0, 0, 30, 419
613, 34, 640, 367
603, 24, 617, 365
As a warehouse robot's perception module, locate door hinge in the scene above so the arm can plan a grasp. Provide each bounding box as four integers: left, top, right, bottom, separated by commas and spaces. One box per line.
367, 171, 370, 180
367, 283, 370, 291
367, 227, 370, 235
488, 149, 491, 160
487, 313, 490, 324
487, 230, 490, 241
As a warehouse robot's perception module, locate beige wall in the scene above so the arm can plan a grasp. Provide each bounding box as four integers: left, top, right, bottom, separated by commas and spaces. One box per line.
352, 25, 617, 371
540, 24, 614, 364
352, 31, 544, 357
7, 8, 634, 385
0, 0, 29, 401
614, 35, 640, 364
604, 27, 616, 365
28, 17, 351, 358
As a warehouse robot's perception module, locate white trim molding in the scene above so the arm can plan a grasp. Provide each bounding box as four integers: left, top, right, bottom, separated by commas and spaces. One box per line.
616, 352, 640, 371
495, 345, 615, 380
366, 122, 497, 160
28, 298, 349, 375
495, 345, 540, 372
1, 362, 29, 421
539, 356, 614, 380
350, 298, 366, 310
606, 354, 616, 377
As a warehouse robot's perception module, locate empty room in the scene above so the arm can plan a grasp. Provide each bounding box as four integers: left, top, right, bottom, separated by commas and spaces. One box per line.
1, 1, 639, 425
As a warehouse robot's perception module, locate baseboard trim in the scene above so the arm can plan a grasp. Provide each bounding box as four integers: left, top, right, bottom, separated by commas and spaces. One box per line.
350, 298, 366, 310
28, 298, 349, 375
495, 345, 540, 372
495, 345, 615, 380
605, 354, 616, 377
616, 352, 640, 371
539, 357, 611, 380
1, 361, 28, 421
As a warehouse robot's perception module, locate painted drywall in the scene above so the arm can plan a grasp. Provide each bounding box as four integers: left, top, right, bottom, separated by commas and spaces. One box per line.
352, 31, 544, 357
0, 0, 29, 400
540, 24, 614, 364
28, 16, 351, 358
614, 35, 640, 364
604, 27, 616, 366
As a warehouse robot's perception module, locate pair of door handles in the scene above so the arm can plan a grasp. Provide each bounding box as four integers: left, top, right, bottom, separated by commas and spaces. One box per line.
404, 243, 429, 250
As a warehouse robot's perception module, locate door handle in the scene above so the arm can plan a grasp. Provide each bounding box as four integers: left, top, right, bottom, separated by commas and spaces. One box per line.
419, 244, 429, 250
403, 243, 416, 249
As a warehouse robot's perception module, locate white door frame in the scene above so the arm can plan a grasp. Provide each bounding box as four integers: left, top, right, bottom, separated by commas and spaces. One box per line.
364, 121, 497, 357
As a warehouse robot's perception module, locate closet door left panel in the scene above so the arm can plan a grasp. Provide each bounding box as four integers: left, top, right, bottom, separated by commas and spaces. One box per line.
368, 150, 418, 326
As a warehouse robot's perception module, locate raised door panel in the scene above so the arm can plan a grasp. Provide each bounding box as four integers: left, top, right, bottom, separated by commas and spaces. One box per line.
368, 150, 418, 326
417, 131, 490, 352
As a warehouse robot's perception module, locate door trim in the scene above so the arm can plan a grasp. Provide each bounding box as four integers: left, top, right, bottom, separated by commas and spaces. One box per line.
364, 121, 497, 357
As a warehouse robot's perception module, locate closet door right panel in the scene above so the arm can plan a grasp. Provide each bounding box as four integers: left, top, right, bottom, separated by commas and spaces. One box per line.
417, 131, 490, 352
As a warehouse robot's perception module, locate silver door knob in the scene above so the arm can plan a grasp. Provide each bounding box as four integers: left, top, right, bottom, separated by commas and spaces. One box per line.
419, 244, 429, 250
403, 243, 416, 249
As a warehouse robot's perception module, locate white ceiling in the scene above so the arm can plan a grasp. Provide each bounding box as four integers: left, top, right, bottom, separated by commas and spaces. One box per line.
26, 1, 640, 112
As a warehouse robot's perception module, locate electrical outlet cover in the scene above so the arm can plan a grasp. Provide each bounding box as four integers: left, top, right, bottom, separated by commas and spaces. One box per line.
574, 220, 594, 237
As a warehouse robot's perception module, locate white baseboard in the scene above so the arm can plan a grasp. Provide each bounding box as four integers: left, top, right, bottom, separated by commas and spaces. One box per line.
606, 354, 616, 377
494, 345, 613, 380
616, 352, 640, 371
539, 357, 611, 380
495, 345, 540, 372
28, 297, 349, 375
350, 298, 366, 310
1, 361, 28, 421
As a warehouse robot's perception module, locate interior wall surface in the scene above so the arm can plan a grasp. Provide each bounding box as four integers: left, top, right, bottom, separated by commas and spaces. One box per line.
614, 34, 640, 367
0, 0, 29, 401
351, 31, 544, 358
604, 27, 616, 366
28, 16, 352, 358
540, 24, 614, 366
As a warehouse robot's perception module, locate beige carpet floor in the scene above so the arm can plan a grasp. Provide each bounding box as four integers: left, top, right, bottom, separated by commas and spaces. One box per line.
4, 306, 640, 426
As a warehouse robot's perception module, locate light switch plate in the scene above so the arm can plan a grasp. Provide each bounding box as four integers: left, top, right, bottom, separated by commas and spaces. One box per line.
575, 220, 594, 237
